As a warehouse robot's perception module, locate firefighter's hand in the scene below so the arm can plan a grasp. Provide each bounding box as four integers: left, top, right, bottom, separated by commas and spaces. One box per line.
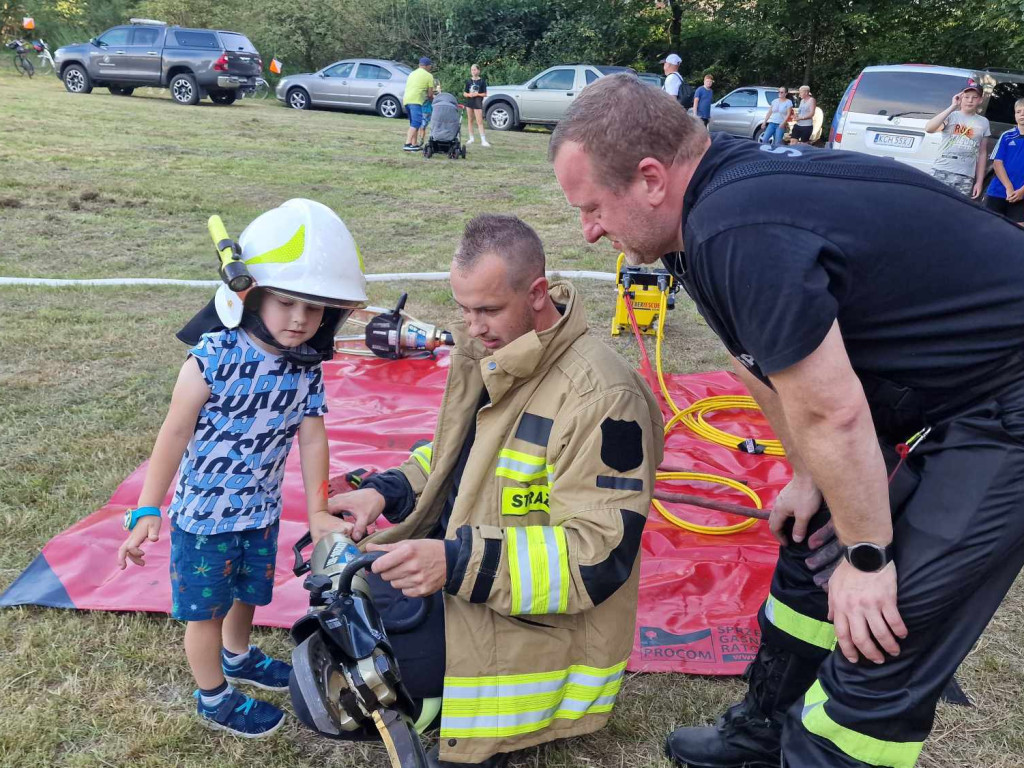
828, 559, 907, 664
117, 517, 162, 569
769, 473, 822, 545
309, 510, 351, 544
367, 540, 446, 597
328, 488, 385, 541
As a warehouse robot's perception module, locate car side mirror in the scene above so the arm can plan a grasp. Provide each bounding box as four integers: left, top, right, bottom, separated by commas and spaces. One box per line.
528, 82, 537, 89
720, 102, 730, 108
318, 72, 325, 78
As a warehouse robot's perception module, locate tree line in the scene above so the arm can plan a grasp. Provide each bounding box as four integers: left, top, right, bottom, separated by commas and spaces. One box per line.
3, 0, 1024, 113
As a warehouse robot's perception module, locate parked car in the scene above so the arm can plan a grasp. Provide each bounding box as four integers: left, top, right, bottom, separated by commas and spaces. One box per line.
707, 86, 788, 142
54, 18, 260, 105
638, 72, 664, 88
276, 58, 411, 116
482, 64, 635, 131
828, 64, 1024, 175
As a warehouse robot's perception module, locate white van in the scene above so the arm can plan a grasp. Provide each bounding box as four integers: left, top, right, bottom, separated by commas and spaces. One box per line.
828, 64, 1024, 174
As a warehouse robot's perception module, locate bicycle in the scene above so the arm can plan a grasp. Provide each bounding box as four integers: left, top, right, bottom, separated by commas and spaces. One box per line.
6, 40, 34, 77
241, 77, 271, 99
30, 39, 55, 73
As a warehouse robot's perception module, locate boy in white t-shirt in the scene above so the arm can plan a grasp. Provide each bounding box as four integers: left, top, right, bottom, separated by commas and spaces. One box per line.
925, 78, 991, 198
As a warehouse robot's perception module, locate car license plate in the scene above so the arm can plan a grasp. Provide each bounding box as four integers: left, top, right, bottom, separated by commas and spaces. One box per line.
873, 133, 914, 149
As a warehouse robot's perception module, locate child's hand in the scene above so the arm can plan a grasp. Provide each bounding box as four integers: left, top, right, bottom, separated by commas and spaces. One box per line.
117, 517, 161, 569
1011, 187, 1024, 203
972, 180, 982, 199
951, 92, 962, 109
309, 509, 352, 544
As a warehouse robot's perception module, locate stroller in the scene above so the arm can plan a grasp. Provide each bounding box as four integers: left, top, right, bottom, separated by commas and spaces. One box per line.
423, 92, 466, 159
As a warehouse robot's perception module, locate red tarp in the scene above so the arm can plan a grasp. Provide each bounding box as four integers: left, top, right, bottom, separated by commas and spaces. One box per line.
1, 355, 789, 675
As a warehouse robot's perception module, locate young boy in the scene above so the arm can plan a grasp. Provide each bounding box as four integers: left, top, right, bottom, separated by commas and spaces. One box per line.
116, 199, 366, 737
984, 97, 1024, 224
925, 79, 991, 198
417, 80, 440, 148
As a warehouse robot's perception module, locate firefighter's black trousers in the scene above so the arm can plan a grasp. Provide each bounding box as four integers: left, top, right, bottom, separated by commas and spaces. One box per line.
760, 382, 1024, 767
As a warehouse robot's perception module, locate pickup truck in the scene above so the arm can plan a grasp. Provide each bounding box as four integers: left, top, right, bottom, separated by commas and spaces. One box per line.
54, 19, 261, 106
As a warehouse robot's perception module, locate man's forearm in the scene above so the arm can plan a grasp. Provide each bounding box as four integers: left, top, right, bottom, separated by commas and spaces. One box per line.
730, 358, 810, 476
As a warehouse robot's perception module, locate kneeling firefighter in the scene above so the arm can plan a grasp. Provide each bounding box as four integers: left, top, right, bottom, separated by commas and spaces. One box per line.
317, 214, 664, 767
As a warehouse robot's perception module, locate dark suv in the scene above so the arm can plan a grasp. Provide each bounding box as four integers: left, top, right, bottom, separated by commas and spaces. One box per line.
54, 19, 260, 105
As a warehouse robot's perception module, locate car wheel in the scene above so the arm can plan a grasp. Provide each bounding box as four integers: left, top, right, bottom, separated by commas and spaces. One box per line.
170, 73, 200, 105
209, 90, 237, 105
486, 102, 516, 131
108, 86, 134, 96
752, 125, 764, 143
62, 64, 92, 94
287, 87, 310, 110
377, 95, 401, 119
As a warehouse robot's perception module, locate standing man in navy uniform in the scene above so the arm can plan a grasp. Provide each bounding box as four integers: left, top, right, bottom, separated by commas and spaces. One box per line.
550, 73, 1024, 768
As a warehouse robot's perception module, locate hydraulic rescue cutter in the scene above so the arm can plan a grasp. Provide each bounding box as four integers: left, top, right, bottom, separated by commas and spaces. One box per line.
335, 292, 454, 359
289, 531, 431, 768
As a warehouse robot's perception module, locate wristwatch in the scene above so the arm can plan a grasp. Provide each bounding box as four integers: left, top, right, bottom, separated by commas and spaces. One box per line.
123, 506, 161, 531
843, 542, 895, 573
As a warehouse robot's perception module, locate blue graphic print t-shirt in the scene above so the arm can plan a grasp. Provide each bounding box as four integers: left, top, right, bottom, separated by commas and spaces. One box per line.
168, 328, 327, 535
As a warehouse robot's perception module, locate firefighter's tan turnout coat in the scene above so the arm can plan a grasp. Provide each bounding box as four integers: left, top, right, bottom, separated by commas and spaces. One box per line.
371, 282, 663, 762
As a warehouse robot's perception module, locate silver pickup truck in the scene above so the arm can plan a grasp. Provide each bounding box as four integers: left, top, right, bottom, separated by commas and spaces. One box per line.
54, 19, 260, 106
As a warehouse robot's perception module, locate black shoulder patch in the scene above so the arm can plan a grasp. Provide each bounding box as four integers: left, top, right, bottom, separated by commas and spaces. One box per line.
600, 418, 644, 472
515, 412, 554, 447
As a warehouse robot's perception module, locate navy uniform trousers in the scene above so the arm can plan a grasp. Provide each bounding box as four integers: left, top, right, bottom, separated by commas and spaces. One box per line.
759, 381, 1024, 767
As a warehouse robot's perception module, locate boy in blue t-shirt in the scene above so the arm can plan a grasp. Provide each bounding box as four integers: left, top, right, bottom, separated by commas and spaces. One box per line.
985, 97, 1024, 224
116, 199, 367, 737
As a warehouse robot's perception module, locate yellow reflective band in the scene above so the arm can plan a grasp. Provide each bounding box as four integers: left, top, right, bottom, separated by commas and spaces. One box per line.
501, 484, 550, 516
245, 225, 305, 265
441, 661, 626, 739
801, 680, 924, 768
507, 526, 569, 615
495, 448, 553, 483
765, 595, 837, 651
411, 443, 433, 475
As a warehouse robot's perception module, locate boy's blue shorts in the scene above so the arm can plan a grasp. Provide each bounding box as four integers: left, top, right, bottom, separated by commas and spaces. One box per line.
169, 520, 279, 622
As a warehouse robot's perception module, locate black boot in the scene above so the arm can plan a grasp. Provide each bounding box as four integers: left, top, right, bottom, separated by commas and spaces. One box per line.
665, 644, 820, 768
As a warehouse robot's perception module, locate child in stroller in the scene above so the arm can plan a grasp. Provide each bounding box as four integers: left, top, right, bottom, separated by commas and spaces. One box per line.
423, 91, 467, 159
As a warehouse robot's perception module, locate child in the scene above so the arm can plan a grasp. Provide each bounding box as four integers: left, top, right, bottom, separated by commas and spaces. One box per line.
417, 80, 440, 147
116, 199, 367, 737
925, 79, 991, 198
984, 97, 1024, 224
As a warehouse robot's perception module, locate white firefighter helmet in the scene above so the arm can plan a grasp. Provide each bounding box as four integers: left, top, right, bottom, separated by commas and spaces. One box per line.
214, 198, 368, 328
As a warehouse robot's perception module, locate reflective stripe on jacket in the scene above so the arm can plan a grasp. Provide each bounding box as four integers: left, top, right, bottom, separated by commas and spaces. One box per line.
368, 282, 663, 762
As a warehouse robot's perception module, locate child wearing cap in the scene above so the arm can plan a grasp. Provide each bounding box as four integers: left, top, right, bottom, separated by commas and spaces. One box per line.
984, 97, 1024, 224
925, 79, 991, 198
115, 199, 366, 738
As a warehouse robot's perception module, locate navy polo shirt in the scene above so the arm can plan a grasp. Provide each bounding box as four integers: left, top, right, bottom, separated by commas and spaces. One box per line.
986, 127, 1024, 199
666, 134, 1024, 403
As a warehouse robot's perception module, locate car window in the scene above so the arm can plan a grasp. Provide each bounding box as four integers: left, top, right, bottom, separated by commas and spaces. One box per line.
393, 63, 412, 74
172, 30, 219, 48
534, 69, 575, 91
849, 70, 965, 117
984, 80, 1024, 126
219, 32, 256, 52
131, 28, 160, 46
356, 64, 391, 80
323, 62, 354, 78
585, 70, 599, 85
96, 28, 130, 46
723, 89, 757, 107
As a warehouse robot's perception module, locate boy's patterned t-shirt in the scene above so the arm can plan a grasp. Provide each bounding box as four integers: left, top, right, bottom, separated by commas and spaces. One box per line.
168, 328, 327, 535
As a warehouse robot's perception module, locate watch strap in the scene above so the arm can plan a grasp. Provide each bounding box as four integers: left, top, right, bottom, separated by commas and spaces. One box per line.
124, 506, 161, 531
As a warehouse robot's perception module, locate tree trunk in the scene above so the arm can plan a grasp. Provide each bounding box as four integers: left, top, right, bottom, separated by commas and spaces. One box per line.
668, 0, 683, 50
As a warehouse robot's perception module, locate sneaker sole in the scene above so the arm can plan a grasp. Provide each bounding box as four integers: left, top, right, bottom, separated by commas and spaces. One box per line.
198, 712, 285, 739
223, 674, 289, 692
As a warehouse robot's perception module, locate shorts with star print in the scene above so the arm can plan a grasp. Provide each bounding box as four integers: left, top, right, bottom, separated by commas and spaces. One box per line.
168, 520, 279, 621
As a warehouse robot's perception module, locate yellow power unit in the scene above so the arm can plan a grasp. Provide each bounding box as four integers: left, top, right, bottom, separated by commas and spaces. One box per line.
610, 253, 675, 336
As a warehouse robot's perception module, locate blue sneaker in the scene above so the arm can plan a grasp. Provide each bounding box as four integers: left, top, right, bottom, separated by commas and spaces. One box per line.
222, 645, 291, 692
194, 689, 285, 738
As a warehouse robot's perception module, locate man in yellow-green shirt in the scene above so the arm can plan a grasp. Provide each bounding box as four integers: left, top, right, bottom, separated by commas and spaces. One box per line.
403, 57, 435, 151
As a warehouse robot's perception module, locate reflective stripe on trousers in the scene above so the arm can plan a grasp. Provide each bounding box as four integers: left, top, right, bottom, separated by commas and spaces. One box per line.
441, 661, 626, 739
506, 525, 570, 614
764, 594, 837, 651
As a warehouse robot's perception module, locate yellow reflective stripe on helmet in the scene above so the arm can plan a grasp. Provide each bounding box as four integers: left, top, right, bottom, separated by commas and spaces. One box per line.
801, 680, 923, 768
245, 225, 305, 265
507, 526, 570, 615
765, 595, 837, 650
501, 484, 550, 516
495, 448, 553, 483
410, 442, 433, 475
441, 661, 625, 739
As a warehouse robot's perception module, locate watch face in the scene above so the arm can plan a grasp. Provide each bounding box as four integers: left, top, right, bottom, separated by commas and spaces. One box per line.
123, 509, 132, 530
849, 543, 885, 572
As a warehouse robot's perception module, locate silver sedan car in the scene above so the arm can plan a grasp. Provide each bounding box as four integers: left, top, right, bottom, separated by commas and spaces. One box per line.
276, 58, 411, 118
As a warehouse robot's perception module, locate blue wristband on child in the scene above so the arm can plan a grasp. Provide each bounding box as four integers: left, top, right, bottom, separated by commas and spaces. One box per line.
123, 506, 161, 531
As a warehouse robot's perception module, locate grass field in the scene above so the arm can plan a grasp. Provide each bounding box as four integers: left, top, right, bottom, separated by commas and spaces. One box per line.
1, 73, 1022, 768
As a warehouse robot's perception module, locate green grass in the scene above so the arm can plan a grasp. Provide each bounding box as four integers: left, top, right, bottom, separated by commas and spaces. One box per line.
1, 73, 1022, 768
